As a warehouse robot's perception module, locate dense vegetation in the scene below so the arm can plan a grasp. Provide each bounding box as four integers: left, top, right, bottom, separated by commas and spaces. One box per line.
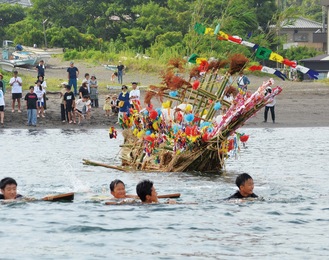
0, 0, 324, 63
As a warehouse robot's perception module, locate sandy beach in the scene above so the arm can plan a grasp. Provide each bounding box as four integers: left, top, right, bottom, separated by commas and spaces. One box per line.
3, 56, 329, 129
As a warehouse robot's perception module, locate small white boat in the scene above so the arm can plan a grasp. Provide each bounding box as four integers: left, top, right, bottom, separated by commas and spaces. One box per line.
104, 64, 117, 71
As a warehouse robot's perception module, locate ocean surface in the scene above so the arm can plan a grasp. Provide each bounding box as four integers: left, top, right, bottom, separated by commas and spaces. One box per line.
0, 127, 328, 259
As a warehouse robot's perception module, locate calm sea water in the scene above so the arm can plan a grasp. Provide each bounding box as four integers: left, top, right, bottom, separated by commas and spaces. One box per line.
0, 127, 328, 259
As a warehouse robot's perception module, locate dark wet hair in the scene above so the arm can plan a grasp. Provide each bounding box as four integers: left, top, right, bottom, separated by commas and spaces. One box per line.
84, 73, 89, 77
109, 179, 125, 192
235, 173, 253, 188
136, 179, 153, 202
0, 177, 17, 190
65, 85, 71, 90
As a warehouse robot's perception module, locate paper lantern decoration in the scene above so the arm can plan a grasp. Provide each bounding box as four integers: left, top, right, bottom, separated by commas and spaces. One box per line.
214, 102, 221, 110
145, 130, 152, 136
173, 124, 181, 134
152, 121, 159, 131
162, 100, 171, 109
176, 112, 183, 122
192, 80, 200, 90
143, 110, 149, 116
149, 110, 158, 120
169, 91, 178, 97
240, 134, 249, 143
137, 130, 145, 139
185, 126, 192, 135
184, 114, 194, 122
185, 104, 193, 112
156, 108, 162, 116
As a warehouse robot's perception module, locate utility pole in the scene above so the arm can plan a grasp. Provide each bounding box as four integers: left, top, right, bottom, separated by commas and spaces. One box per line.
321, 1, 329, 53
42, 18, 48, 49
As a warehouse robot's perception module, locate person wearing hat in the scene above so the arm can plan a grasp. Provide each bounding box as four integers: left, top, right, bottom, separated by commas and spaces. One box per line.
103, 95, 112, 117
117, 61, 125, 84
118, 85, 130, 123
9, 70, 23, 113
263, 86, 276, 123
0, 73, 5, 94
89, 75, 99, 107
67, 61, 79, 96
129, 82, 141, 111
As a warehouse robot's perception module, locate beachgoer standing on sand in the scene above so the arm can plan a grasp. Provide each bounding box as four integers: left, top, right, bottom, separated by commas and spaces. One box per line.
0, 87, 5, 127
37, 75, 47, 110
0, 73, 6, 94
34, 80, 46, 118
59, 82, 68, 122
83, 73, 91, 93
237, 71, 250, 93
129, 82, 141, 111
79, 81, 89, 99
118, 85, 130, 123
63, 85, 76, 124
263, 86, 276, 123
9, 70, 23, 113
103, 95, 111, 117
117, 61, 125, 84
35, 60, 45, 78
24, 86, 38, 126
89, 75, 99, 108
67, 61, 79, 96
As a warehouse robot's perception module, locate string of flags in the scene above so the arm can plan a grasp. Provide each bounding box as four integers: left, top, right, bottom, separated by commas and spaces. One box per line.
193, 23, 319, 80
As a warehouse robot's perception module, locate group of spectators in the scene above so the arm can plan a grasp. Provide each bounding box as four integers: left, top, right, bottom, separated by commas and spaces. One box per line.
0, 59, 143, 127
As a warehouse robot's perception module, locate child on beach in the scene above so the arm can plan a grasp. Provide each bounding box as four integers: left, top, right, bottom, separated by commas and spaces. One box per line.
226, 173, 258, 200
111, 94, 119, 114
74, 95, 88, 124
63, 85, 75, 124
34, 80, 46, 118
103, 95, 112, 117
59, 82, 68, 122
24, 86, 38, 126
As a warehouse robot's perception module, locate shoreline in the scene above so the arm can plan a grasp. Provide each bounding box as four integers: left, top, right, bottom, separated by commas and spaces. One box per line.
2, 56, 329, 129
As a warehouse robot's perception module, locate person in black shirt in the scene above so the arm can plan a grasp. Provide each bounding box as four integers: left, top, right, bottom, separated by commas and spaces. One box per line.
79, 81, 89, 99
226, 173, 258, 200
35, 60, 45, 78
63, 85, 76, 124
117, 61, 125, 84
24, 86, 38, 126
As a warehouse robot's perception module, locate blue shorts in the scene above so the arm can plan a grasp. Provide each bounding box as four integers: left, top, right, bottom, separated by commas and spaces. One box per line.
37, 101, 44, 107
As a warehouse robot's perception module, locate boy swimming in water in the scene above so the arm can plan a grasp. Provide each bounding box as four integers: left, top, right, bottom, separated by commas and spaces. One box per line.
136, 179, 159, 203
109, 179, 137, 199
226, 173, 258, 199
0, 177, 23, 200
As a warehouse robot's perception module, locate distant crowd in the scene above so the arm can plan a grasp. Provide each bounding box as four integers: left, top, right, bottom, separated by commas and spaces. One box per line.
0, 60, 142, 127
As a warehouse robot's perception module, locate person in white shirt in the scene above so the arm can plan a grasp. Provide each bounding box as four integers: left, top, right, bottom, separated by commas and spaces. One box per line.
129, 82, 141, 111
263, 86, 276, 123
74, 95, 87, 124
34, 80, 46, 117
9, 70, 23, 113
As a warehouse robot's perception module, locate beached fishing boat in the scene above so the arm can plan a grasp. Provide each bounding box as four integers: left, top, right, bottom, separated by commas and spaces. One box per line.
1, 40, 37, 67
0, 60, 14, 72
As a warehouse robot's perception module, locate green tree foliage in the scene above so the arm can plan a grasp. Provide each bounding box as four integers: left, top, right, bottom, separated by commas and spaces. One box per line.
0, 0, 325, 63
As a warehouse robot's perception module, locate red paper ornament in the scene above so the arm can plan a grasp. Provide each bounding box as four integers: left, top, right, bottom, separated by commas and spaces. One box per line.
240, 135, 249, 143
192, 80, 200, 90
149, 110, 158, 120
